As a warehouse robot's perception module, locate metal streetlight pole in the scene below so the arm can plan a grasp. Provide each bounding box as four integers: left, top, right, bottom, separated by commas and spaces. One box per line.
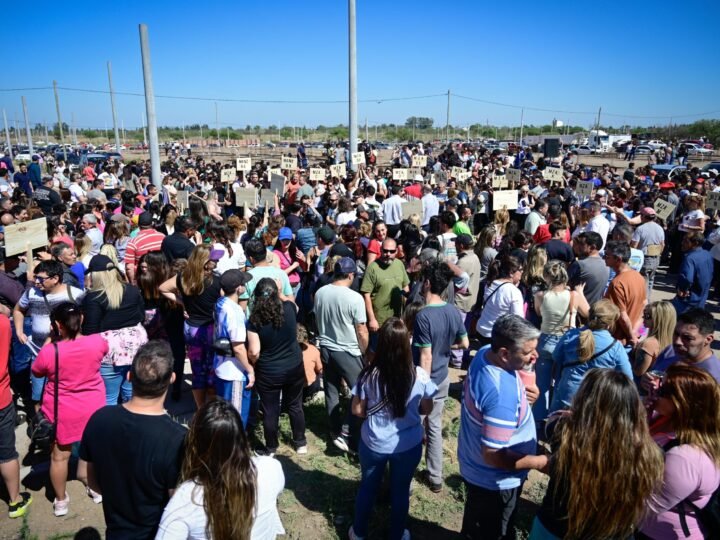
139, 24, 162, 187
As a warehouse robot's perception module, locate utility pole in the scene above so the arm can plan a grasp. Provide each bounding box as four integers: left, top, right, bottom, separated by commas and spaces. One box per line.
53, 81, 68, 162
412, 118, 416, 141
445, 89, 451, 144
2, 110, 12, 157
348, 0, 358, 170
594, 107, 602, 148
122, 119, 126, 144
14, 116, 20, 146
141, 112, 147, 147
21, 96, 33, 155
71, 113, 77, 145
107, 61, 121, 153
182, 123, 186, 145
519, 107, 524, 147
215, 102, 219, 149
139, 23, 161, 188
365, 118, 368, 142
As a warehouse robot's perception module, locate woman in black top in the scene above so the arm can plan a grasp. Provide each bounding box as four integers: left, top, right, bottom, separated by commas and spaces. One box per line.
82, 254, 147, 405
247, 278, 307, 455
160, 244, 222, 408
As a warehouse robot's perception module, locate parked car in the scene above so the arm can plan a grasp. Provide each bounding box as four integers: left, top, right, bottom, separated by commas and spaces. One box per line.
635, 145, 653, 154
14, 152, 33, 162
651, 164, 687, 179
682, 143, 712, 156
646, 139, 666, 150
701, 161, 720, 173
575, 145, 597, 155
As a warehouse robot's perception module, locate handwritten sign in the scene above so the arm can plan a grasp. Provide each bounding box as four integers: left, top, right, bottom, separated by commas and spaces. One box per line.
393, 168, 408, 181
451, 166, 465, 179
176, 190, 189, 211
412, 155, 427, 167
493, 190, 519, 211
259, 189, 276, 207
281, 156, 297, 170
4, 218, 48, 256
577, 180, 594, 198
351, 152, 365, 166
309, 168, 325, 181
234, 188, 257, 208
653, 199, 677, 222
402, 200, 423, 219
270, 173, 286, 196
543, 167, 564, 184
492, 175, 507, 188
457, 171, 471, 183
330, 163, 346, 178
235, 157, 252, 171
507, 168, 521, 184
706, 191, 720, 211
220, 168, 236, 183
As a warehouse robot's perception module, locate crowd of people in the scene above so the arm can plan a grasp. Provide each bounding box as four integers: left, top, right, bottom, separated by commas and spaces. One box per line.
0, 139, 719, 539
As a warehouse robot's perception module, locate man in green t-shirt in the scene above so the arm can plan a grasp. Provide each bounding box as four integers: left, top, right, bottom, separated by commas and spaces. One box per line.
360, 238, 409, 350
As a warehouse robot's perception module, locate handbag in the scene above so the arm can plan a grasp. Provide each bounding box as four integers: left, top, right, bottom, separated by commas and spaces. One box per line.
27, 343, 59, 453
211, 304, 234, 356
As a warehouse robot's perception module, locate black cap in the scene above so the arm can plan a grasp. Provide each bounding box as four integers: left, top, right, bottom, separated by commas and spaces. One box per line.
220, 269, 253, 294
87, 255, 118, 273
138, 212, 153, 227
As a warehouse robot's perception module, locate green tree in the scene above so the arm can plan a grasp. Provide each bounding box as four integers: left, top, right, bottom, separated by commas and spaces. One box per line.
395, 128, 413, 141
405, 117, 434, 129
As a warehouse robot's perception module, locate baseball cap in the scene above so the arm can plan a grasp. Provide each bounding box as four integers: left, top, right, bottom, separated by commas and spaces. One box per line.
333, 256, 357, 274
329, 242, 354, 258
659, 182, 675, 189
317, 226, 336, 244
208, 248, 225, 261
278, 227, 293, 241
138, 212, 153, 227
219, 268, 252, 294
87, 255, 119, 273
641, 207, 656, 217
414, 174, 424, 182
454, 233, 474, 247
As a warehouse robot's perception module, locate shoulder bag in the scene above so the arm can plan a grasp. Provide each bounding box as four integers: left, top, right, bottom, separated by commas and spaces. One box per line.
27, 343, 59, 453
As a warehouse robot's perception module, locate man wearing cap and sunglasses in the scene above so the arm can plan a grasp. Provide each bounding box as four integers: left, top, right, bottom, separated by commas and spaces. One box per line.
631, 207, 665, 298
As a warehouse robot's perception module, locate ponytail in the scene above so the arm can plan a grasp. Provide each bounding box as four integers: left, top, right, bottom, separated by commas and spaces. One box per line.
578, 329, 595, 362
577, 299, 620, 363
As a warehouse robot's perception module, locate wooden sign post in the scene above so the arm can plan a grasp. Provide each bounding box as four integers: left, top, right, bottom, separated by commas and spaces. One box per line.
4, 219, 48, 256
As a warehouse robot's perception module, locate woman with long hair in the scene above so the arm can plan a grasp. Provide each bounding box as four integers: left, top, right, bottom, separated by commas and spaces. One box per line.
475, 255, 524, 348
246, 278, 307, 455
159, 245, 223, 408
349, 318, 436, 540
31, 302, 108, 516
492, 208, 510, 249
549, 299, 632, 413
274, 227, 305, 296
81, 255, 147, 405
639, 364, 720, 539
103, 218, 130, 271
156, 204, 178, 236
207, 221, 246, 275
474, 225, 498, 280
366, 220, 388, 266
156, 400, 286, 540
530, 369, 664, 539
633, 301, 676, 377
520, 244, 548, 328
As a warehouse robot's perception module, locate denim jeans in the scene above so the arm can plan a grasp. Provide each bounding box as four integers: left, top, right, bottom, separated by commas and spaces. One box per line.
641, 256, 660, 300
100, 364, 132, 405
533, 333, 561, 425
353, 440, 423, 540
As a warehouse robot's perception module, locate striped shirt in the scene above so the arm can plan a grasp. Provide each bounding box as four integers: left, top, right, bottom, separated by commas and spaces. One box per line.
124, 228, 166, 269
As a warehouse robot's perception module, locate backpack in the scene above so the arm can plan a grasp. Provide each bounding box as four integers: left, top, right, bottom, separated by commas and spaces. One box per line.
663, 439, 720, 538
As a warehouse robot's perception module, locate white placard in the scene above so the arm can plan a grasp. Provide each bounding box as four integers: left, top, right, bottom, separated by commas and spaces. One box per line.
351, 152, 365, 166
430, 174, 437, 186
706, 191, 720, 211
412, 155, 427, 167
235, 157, 252, 171
270, 173, 286, 196
654, 199, 677, 222
493, 190, 519, 211
330, 163, 346, 178
234, 188, 257, 208
393, 168, 408, 181
457, 171, 471, 183
543, 167, 564, 184
402, 200, 423, 219
268, 167, 281, 178
220, 168, 236, 183
451, 166, 465, 179
4, 218, 48, 256
309, 168, 325, 181
281, 156, 297, 170
492, 175, 506, 188
507, 168, 521, 183
577, 180, 594, 198
176, 190, 189, 211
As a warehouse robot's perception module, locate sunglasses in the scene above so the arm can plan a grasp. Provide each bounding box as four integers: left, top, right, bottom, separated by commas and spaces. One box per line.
382, 249, 397, 254
34, 275, 56, 283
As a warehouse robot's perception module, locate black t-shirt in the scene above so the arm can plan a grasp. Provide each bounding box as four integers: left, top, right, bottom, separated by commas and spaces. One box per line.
79, 406, 186, 540
247, 301, 303, 378
82, 284, 145, 334
161, 232, 195, 262
285, 213, 302, 234
177, 273, 221, 327
33, 185, 62, 215
544, 239, 575, 265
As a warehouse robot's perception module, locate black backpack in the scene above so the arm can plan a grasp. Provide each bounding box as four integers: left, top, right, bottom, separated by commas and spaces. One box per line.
663, 439, 720, 538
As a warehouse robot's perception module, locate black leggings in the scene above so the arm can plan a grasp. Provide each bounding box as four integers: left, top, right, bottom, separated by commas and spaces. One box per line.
256, 366, 307, 452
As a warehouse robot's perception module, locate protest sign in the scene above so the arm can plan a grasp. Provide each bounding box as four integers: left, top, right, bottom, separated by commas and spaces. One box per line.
412, 155, 427, 167
493, 190, 519, 211
507, 168, 521, 184
430, 174, 437, 185
492, 175, 507, 188
268, 167, 281, 178
309, 168, 325, 181
576, 180, 594, 198
543, 167, 564, 184
451, 166, 465, 179
4, 218, 48, 256
706, 191, 720, 211
393, 168, 408, 181
330, 163, 346, 178
176, 190, 189, 212
270, 173, 286, 195
235, 157, 252, 171
234, 188, 257, 208
281, 156, 297, 170
653, 199, 676, 222
259, 189, 276, 207
220, 168, 236, 183
401, 200, 423, 219
351, 152, 365, 166
457, 171, 471, 183
407, 167, 422, 179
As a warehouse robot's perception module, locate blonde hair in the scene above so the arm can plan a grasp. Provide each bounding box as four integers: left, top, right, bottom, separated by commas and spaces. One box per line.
181, 245, 211, 296
644, 300, 676, 352
358, 221, 372, 238
578, 300, 620, 362
88, 263, 125, 310
521, 245, 547, 287
99, 244, 119, 267
408, 214, 421, 230
543, 260, 568, 288
493, 208, 510, 237
75, 235, 92, 260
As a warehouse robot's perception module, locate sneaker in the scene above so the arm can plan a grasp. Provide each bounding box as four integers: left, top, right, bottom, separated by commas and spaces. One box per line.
296, 445, 308, 455
86, 486, 102, 504
8, 492, 32, 519
53, 493, 70, 517
254, 448, 275, 458
422, 470, 443, 493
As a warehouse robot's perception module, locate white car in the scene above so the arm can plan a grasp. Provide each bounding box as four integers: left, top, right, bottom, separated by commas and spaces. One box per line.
646, 139, 667, 150
635, 145, 653, 155
575, 145, 597, 155
684, 143, 712, 156
14, 152, 33, 162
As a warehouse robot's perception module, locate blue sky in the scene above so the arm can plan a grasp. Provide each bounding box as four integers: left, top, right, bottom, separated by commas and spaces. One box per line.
3, 0, 719, 131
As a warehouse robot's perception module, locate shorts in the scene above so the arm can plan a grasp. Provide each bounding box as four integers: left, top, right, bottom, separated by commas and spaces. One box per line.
215, 377, 252, 427
0, 402, 19, 464
184, 322, 215, 389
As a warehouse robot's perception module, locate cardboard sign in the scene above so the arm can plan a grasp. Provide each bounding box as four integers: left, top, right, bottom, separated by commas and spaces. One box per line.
220, 168, 236, 183
653, 199, 677, 222
493, 190, 519, 211
234, 188, 257, 208
393, 168, 408, 181
176, 190, 189, 211
492, 175, 506, 188
576, 180, 594, 198
235, 157, 252, 171
281, 156, 297, 170
4, 218, 48, 256
412, 155, 427, 167
451, 166, 465, 179
330, 163, 346, 178
259, 189, 276, 207
706, 191, 720, 211
507, 168, 521, 184
270, 173, 286, 196
268, 167, 282, 179
401, 200, 423, 219
309, 168, 325, 181
351, 152, 365, 166
543, 167, 564, 184
457, 171, 471, 183
430, 174, 437, 186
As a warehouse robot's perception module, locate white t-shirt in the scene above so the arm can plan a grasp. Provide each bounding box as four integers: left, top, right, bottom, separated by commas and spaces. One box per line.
336, 210, 357, 226
586, 214, 610, 249
678, 209, 704, 233
213, 297, 247, 381
155, 456, 285, 540
213, 242, 246, 275
476, 280, 524, 338
68, 183, 85, 203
